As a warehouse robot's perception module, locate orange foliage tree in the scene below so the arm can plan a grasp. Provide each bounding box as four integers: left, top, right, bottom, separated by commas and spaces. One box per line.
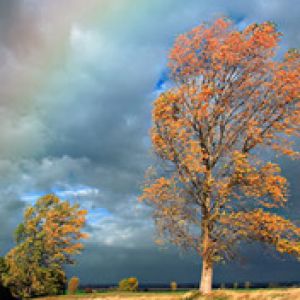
3, 194, 88, 298
140, 18, 300, 294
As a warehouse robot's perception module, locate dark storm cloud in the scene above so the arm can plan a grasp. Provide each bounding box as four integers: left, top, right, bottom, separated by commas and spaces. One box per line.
0, 0, 299, 284
67, 244, 300, 285
67, 245, 200, 284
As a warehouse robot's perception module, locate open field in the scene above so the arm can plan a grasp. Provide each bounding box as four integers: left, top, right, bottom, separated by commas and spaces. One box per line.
32, 288, 300, 300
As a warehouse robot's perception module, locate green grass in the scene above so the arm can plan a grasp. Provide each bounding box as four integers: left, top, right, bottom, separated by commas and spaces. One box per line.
70, 289, 189, 294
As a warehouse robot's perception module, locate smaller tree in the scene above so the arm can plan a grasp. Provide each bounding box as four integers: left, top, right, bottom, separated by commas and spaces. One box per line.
68, 276, 80, 295
3, 194, 88, 298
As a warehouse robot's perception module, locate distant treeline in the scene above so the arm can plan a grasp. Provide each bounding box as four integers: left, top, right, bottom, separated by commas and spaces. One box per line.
79, 281, 300, 290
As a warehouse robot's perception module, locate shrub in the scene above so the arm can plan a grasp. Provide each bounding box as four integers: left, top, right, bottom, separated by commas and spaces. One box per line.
67, 277, 80, 294
170, 281, 177, 291
118, 277, 138, 291
268, 282, 279, 288
84, 287, 93, 293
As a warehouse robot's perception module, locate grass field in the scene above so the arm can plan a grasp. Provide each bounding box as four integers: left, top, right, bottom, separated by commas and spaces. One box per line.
32, 288, 300, 300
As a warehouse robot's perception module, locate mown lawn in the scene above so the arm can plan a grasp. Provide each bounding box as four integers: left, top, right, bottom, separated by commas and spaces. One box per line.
32, 288, 300, 300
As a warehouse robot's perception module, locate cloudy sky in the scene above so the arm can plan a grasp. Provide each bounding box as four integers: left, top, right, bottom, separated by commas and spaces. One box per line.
0, 0, 300, 285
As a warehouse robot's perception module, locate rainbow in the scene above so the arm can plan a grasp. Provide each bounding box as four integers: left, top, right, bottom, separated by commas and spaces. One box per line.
6, 1, 143, 110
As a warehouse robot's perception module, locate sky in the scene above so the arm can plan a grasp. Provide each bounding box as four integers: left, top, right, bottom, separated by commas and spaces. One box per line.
0, 0, 300, 285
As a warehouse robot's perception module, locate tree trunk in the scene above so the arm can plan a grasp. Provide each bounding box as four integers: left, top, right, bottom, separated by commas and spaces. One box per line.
200, 257, 213, 294
200, 168, 213, 294
200, 211, 213, 294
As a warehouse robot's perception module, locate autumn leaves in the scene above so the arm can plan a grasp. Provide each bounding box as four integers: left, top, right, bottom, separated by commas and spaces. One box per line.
2, 195, 88, 298
140, 18, 300, 294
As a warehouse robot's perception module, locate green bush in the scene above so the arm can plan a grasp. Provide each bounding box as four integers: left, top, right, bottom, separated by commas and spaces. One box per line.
118, 277, 138, 291
170, 281, 177, 291
67, 276, 80, 294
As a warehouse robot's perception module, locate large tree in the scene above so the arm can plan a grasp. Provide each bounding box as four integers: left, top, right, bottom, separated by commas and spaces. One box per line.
140, 18, 300, 294
3, 194, 87, 298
